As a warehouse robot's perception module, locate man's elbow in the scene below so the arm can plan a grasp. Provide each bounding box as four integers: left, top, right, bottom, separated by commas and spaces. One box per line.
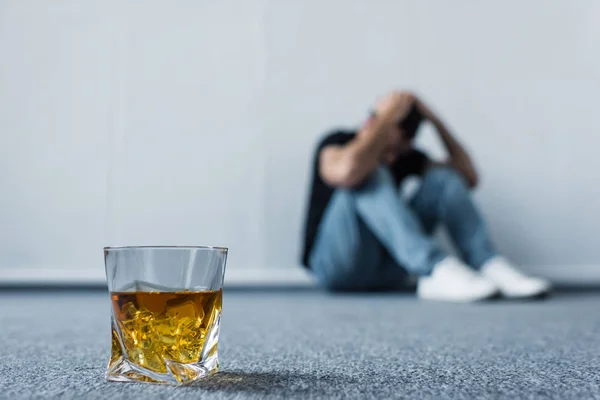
466, 172, 479, 189
337, 170, 364, 188
322, 158, 365, 188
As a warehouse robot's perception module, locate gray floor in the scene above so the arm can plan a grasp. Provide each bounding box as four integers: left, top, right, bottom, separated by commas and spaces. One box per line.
1, 290, 599, 399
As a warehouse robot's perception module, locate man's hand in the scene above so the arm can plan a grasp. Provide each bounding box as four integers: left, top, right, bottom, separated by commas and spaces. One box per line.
374, 91, 416, 125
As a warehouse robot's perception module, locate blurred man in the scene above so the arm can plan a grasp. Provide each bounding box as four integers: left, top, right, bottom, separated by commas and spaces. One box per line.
301, 91, 551, 301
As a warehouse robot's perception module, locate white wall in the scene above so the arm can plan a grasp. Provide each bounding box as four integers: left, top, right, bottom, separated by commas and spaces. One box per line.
1, 0, 600, 283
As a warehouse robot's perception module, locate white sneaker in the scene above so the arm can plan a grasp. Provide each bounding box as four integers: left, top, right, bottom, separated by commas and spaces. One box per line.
480, 257, 551, 299
417, 256, 499, 302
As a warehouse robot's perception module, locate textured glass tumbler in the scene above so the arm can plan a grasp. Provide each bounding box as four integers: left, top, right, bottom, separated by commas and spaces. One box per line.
104, 246, 227, 385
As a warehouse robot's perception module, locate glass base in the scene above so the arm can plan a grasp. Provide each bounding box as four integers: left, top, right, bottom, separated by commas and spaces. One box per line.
106, 353, 219, 385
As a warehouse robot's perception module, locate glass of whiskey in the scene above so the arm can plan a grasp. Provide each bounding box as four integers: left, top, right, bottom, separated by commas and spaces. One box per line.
104, 246, 227, 385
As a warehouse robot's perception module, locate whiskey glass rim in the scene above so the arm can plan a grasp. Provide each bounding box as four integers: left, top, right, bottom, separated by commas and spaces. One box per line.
104, 245, 228, 252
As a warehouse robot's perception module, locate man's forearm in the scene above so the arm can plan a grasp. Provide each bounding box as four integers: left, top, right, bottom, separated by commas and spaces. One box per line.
432, 118, 479, 187
348, 115, 393, 165
433, 118, 463, 157
333, 115, 395, 186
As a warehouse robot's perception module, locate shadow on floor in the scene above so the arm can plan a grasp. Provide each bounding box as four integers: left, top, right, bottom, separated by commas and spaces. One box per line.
191, 371, 357, 395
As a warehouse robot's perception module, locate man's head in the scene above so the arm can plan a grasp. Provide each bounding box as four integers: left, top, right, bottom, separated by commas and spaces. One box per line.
379, 103, 424, 164
398, 103, 424, 140
380, 124, 412, 164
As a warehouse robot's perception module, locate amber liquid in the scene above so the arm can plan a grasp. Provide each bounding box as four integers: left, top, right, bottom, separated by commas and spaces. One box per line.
110, 290, 222, 374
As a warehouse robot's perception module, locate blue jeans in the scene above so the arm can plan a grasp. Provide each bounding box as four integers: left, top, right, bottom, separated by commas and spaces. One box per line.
308, 166, 497, 291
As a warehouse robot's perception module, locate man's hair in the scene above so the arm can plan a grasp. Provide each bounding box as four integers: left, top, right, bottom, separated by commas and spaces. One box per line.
398, 103, 424, 140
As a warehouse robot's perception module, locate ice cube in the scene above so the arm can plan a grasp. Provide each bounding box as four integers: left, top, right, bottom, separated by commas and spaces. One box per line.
121, 302, 137, 319
166, 301, 197, 319
178, 317, 196, 333
155, 315, 177, 345
134, 309, 156, 349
